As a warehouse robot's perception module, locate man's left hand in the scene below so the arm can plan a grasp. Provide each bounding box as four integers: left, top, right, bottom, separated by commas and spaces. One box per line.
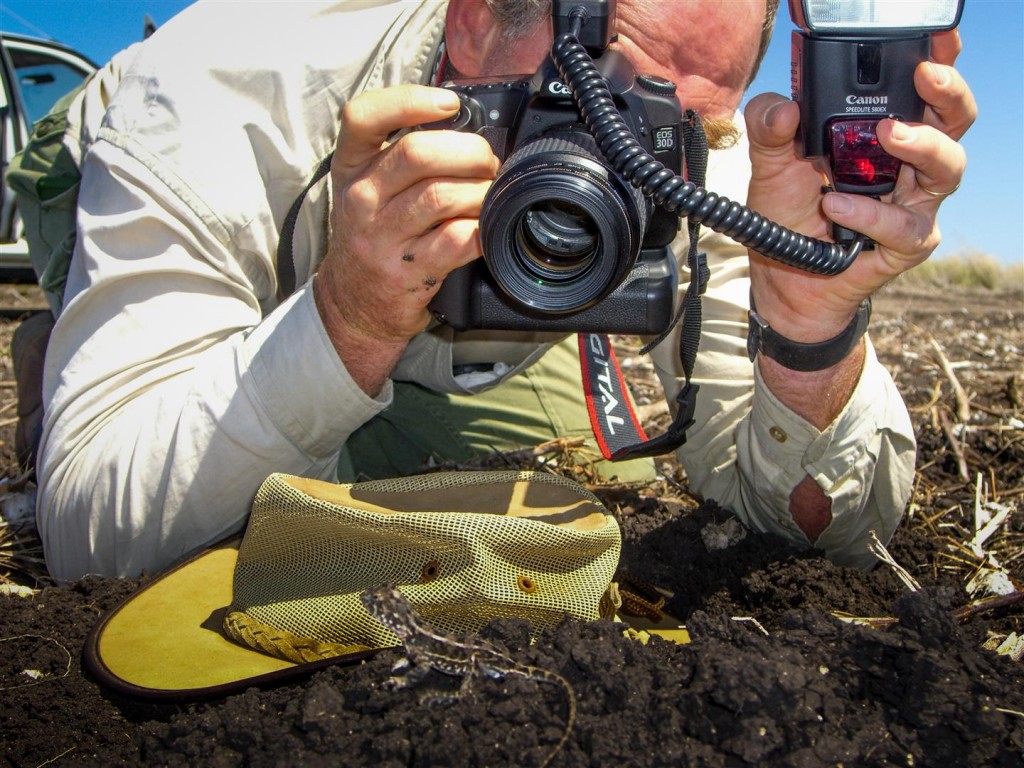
743, 29, 977, 348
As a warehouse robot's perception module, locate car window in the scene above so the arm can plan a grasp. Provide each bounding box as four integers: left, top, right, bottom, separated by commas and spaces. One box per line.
7, 46, 90, 125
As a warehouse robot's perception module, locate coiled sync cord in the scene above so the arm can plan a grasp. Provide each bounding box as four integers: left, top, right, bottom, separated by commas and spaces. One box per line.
552, 23, 865, 275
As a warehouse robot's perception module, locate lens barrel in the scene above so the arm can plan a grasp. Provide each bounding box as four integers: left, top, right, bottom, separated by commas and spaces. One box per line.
480, 132, 649, 315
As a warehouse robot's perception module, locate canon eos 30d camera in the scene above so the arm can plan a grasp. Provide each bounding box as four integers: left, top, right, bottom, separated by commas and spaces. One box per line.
427, 34, 686, 334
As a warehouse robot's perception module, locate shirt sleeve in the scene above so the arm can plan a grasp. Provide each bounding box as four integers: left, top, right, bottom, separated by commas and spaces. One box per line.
650, 141, 916, 569
33, 0, 450, 581
736, 341, 916, 569
36, 142, 391, 581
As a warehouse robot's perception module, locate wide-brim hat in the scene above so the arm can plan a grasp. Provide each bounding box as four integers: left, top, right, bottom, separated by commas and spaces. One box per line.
84, 470, 626, 701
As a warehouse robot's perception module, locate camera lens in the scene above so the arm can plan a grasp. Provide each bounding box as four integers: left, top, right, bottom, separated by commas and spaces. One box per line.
519, 201, 600, 270
480, 132, 649, 315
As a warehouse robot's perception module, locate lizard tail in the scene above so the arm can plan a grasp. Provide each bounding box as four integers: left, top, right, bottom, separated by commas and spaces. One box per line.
537, 672, 576, 768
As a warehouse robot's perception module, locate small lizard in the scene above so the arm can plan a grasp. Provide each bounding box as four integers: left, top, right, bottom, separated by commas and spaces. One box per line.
360, 583, 576, 768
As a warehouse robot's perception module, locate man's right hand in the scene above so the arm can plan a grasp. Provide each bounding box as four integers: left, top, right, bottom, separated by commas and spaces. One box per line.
314, 85, 501, 396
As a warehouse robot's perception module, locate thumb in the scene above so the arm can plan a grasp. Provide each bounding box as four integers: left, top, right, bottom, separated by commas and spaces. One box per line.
744, 93, 802, 173
334, 85, 461, 173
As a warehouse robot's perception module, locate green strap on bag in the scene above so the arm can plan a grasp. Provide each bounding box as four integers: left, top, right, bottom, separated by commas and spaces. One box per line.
6, 83, 87, 317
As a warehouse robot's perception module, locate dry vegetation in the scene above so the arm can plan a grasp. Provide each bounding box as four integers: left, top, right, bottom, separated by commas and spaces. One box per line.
1, 264, 1022, 590
0, 262, 1021, 766
896, 249, 1024, 291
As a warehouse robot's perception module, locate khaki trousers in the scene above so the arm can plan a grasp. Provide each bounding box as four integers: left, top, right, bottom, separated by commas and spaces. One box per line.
338, 337, 656, 483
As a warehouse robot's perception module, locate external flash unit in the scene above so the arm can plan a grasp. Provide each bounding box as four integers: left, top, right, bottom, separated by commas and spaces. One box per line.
790, 0, 964, 243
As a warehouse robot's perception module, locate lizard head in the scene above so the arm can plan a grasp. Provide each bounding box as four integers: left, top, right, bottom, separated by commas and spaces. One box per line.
360, 582, 416, 639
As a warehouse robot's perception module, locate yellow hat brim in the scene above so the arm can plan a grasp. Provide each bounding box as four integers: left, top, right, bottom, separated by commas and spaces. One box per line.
83, 538, 376, 701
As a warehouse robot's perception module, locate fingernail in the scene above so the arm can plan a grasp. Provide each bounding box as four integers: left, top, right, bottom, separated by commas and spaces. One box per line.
432, 89, 460, 112
827, 193, 853, 216
763, 101, 785, 128
889, 120, 910, 142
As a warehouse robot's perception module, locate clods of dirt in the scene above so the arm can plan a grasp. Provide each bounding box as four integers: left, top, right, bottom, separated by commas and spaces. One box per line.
2, 285, 1022, 766
2, 509, 1022, 768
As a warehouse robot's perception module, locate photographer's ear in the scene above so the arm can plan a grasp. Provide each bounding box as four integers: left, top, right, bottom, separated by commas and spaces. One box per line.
445, 0, 499, 77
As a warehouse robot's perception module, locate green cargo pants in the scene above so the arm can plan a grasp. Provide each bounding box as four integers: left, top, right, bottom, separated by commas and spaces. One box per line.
337, 337, 656, 483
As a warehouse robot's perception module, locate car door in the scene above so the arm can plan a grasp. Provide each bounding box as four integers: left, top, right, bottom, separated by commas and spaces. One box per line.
0, 34, 94, 275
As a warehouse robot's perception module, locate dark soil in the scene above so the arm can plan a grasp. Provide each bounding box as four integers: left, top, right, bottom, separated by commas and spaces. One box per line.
2, 284, 1023, 767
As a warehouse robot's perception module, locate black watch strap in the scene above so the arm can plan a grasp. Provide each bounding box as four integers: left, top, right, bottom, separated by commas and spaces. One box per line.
746, 295, 871, 372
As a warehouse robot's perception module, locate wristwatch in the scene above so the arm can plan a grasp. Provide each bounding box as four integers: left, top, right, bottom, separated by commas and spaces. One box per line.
746, 294, 871, 372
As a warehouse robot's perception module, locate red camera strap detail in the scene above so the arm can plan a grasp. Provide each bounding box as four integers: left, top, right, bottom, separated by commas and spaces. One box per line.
579, 333, 648, 460
578, 111, 710, 463
430, 39, 450, 87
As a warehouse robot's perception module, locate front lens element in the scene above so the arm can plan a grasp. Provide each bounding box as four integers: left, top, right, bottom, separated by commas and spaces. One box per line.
519, 201, 600, 272
480, 132, 648, 315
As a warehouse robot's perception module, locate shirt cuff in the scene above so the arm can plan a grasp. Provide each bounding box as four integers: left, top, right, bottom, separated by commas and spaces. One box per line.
244, 280, 392, 457
744, 340, 901, 537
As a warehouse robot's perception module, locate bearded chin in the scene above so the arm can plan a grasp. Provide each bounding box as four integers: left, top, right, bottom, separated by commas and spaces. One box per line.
701, 115, 741, 150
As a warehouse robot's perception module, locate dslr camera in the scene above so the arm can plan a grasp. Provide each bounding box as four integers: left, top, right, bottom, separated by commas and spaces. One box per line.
428, 4, 685, 334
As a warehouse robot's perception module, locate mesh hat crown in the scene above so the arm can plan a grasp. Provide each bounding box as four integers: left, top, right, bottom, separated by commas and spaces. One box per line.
223, 471, 622, 664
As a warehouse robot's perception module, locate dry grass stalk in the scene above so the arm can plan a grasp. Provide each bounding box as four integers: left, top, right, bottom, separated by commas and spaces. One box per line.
0, 516, 48, 586
908, 380, 944, 414
0, 634, 72, 691
868, 530, 922, 591
0, 516, 17, 579
970, 474, 1015, 558
730, 616, 770, 636
830, 612, 899, 628
958, 473, 1023, 598
34, 745, 77, 767
927, 335, 971, 423
936, 407, 971, 483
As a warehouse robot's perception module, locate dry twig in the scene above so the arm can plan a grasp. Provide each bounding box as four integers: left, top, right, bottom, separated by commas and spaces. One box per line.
952, 591, 1024, 622
731, 616, 770, 636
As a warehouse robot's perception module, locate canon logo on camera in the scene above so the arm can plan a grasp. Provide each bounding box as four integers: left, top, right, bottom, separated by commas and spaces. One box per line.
546, 80, 572, 97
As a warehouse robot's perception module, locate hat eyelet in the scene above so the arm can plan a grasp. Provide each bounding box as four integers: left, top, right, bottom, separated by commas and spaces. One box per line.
421, 560, 441, 583
516, 575, 538, 594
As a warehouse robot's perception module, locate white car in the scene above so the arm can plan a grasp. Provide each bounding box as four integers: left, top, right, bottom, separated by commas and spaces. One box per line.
0, 33, 95, 280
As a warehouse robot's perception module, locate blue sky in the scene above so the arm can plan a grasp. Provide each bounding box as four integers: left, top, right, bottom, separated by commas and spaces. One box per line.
2, 0, 1021, 267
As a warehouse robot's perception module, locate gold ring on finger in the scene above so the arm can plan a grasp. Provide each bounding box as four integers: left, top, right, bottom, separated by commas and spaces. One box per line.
919, 181, 960, 198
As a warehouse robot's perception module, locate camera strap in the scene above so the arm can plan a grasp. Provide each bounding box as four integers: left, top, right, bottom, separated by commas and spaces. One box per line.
581, 110, 709, 462
276, 152, 334, 302
277, 83, 711, 463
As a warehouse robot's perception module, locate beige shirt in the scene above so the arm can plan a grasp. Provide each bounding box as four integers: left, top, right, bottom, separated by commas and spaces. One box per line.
37, 0, 915, 580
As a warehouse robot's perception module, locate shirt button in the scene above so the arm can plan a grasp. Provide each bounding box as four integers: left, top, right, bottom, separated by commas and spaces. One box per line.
769, 426, 787, 443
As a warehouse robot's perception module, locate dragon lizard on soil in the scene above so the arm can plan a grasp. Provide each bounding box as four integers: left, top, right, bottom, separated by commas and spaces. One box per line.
360, 583, 576, 767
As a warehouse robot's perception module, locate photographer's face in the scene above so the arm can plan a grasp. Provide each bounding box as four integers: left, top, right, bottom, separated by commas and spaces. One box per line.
612, 0, 764, 119
449, 0, 765, 122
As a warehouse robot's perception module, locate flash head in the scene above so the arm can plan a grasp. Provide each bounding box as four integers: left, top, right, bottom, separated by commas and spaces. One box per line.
791, 0, 964, 35
790, 0, 965, 251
